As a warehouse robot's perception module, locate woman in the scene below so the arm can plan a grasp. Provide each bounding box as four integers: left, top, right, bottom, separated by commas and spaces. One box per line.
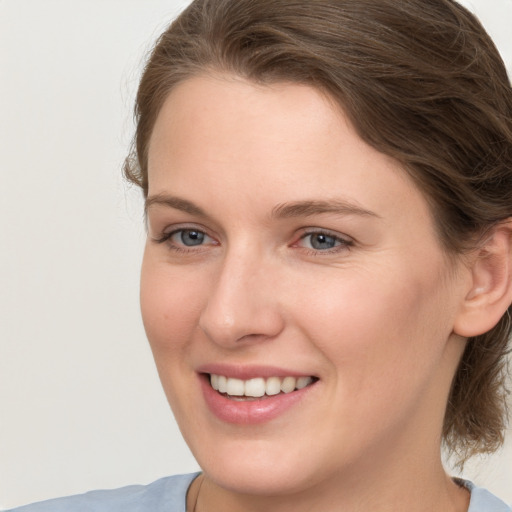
9, 0, 512, 510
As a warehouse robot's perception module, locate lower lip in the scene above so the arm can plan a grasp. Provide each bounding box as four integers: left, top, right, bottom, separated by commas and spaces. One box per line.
200, 375, 315, 425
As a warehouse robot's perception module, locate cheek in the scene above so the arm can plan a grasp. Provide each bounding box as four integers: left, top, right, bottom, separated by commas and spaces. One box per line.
139, 251, 209, 418
294, 260, 454, 395
291, 265, 456, 460
140, 251, 205, 356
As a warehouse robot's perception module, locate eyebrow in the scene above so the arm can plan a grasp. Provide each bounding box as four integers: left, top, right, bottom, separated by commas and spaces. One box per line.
271, 199, 380, 219
145, 194, 207, 217
145, 194, 380, 220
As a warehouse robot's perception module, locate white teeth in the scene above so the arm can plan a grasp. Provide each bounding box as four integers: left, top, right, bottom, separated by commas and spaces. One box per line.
209, 374, 315, 397
218, 375, 227, 393
280, 376, 296, 393
245, 378, 266, 397
226, 378, 245, 396
296, 376, 313, 389
210, 374, 219, 391
265, 376, 281, 396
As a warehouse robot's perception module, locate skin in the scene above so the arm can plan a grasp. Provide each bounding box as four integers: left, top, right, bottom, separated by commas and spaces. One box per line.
141, 74, 472, 512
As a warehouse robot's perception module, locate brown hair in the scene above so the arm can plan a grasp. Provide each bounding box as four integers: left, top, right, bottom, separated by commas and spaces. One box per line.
124, 0, 512, 464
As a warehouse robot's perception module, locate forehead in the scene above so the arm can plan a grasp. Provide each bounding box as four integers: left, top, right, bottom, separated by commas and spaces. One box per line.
150, 76, 397, 175
148, 74, 346, 167
147, 74, 429, 226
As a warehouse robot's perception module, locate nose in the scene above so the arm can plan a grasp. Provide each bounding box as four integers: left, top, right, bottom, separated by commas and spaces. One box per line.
198, 249, 285, 348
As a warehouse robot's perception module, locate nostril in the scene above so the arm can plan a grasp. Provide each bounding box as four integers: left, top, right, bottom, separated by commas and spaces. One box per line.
199, 306, 284, 348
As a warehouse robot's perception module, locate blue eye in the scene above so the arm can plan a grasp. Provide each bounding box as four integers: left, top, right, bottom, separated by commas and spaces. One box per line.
306, 233, 339, 250
172, 229, 206, 246
154, 227, 217, 252
169, 229, 210, 247
298, 231, 350, 252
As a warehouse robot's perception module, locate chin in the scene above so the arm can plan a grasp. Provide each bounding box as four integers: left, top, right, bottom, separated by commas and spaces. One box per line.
187, 431, 336, 497
203, 457, 313, 496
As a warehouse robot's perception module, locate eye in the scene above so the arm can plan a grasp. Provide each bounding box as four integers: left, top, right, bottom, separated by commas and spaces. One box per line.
171, 229, 209, 247
296, 230, 352, 252
154, 227, 217, 251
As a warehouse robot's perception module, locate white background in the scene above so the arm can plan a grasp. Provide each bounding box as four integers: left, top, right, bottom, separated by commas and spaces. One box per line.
0, 0, 511, 509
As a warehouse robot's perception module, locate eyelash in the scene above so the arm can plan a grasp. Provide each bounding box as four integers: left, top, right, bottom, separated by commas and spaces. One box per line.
295, 229, 353, 255
154, 227, 216, 253
153, 227, 353, 255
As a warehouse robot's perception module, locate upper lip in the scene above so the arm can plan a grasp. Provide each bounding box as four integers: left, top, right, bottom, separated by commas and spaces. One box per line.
196, 363, 317, 380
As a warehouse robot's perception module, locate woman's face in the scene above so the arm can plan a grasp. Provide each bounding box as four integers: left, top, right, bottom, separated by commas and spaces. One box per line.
141, 75, 468, 495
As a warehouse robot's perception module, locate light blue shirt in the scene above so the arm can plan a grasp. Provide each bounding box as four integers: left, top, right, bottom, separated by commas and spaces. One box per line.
5, 473, 511, 512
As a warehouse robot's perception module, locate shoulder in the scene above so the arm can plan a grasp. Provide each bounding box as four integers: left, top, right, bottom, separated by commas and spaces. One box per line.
5, 473, 200, 512
462, 480, 512, 512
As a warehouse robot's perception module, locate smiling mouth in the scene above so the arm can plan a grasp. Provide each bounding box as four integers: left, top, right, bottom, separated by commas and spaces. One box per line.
208, 374, 318, 400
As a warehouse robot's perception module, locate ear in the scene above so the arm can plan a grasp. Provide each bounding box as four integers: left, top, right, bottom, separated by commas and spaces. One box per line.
454, 219, 512, 338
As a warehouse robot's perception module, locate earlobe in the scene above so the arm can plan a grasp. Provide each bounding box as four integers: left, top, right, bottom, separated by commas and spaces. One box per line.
454, 219, 512, 338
